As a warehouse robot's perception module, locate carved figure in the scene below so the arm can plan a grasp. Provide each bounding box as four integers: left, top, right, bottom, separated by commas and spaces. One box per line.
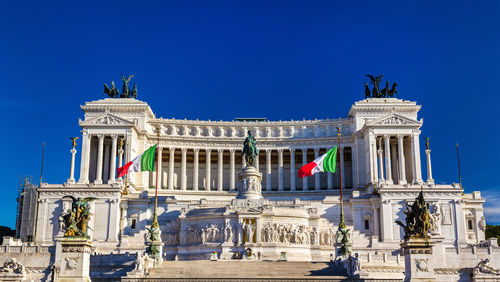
120, 74, 135, 98
366, 74, 383, 97
61, 196, 96, 238
396, 190, 431, 240
243, 221, 255, 243
70, 137, 79, 149
474, 259, 500, 275
0, 258, 25, 274
242, 130, 258, 167
224, 222, 233, 243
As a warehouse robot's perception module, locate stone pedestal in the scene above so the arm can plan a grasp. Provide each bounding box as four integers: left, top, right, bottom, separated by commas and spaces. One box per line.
401, 238, 436, 282
237, 166, 262, 200
55, 237, 93, 282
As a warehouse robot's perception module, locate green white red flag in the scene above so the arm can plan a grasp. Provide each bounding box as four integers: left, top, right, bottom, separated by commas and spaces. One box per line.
298, 146, 337, 178
117, 145, 156, 178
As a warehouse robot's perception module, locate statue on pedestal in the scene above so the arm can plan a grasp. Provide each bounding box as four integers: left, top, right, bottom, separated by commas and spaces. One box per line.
61, 196, 96, 238
396, 190, 431, 240
242, 130, 258, 167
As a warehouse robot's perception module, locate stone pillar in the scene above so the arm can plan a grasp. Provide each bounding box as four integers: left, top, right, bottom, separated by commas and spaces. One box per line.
103, 141, 111, 183
237, 219, 243, 246
230, 149, 235, 192
266, 149, 272, 191
401, 239, 436, 281
255, 151, 259, 171
157, 147, 163, 188
181, 148, 187, 190
95, 134, 104, 184
373, 207, 380, 239
425, 149, 434, 185
302, 148, 308, 190
378, 146, 385, 182
290, 148, 296, 191
55, 238, 93, 282
206, 149, 211, 191
314, 148, 320, 190
278, 149, 284, 191
218, 149, 224, 191
242, 152, 246, 169
384, 135, 393, 184
391, 141, 398, 184
109, 135, 117, 183
193, 148, 199, 191
397, 135, 407, 185
78, 131, 91, 184
412, 131, 424, 184
68, 147, 77, 184
368, 130, 377, 184
237, 166, 262, 200
168, 147, 175, 190
327, 171, 333, 190
380, 200, 393, 242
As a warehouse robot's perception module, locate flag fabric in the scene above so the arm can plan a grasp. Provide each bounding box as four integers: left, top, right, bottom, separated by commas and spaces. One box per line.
117, 145, 157, 178
298, 146, 337, 178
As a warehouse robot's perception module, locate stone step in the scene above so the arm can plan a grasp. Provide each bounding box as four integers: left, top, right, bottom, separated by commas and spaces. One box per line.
144, 260, 348, 279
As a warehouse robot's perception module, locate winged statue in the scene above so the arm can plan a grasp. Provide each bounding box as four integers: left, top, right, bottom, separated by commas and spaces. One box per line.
120, 74, 135, 97
70, 137, 79, 149
104, 81, 119, 98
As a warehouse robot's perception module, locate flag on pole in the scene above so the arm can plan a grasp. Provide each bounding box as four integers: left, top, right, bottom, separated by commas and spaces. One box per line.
298, 146, 337, 178
117, 145, 157, 178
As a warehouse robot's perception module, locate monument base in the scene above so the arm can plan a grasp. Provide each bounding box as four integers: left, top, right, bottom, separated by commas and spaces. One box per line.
401, 238, 436, 282
55, 237, 93, 282
237, 166, 262, 200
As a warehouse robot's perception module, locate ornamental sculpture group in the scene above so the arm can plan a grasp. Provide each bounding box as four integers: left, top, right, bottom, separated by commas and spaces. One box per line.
364, 74, 398, 98
396, 190, 431, 240
103, 74, 138, 98
61, 196, 96, 238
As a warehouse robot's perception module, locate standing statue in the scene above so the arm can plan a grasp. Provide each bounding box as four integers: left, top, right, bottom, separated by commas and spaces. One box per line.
70, 137, 79, 149
61, 196, 96, 238
366, 74, 383, 98
131, 83, 138, 98
388, 82, 398, 97
242, 130, 258, 167
120, 74, 135, 98
364, 82, 371, 98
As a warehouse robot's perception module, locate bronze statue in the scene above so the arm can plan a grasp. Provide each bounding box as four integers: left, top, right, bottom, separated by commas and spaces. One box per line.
104, 81, 120, 98
364, 82, 371, 98
242, 130, 258, 167
70, 137, 79, 149
380, 81, 390, 97
131, 83, 138, 98
120, 74, 135, 98
396, 190, 431, 240
62, 196, 96, 238
425, 137, 430, 150
366, 74, 383, 97
388, 82, 398, 97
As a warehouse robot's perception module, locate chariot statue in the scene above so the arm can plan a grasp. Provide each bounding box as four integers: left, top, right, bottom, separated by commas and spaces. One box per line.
103, 74, 138, 98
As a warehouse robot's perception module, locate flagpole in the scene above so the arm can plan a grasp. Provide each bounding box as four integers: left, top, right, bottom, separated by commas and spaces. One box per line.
152, 130, 160, 229
337, 126, 346, 230
122, 138, 129, 195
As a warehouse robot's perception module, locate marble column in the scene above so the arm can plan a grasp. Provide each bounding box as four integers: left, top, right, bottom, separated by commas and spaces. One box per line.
78, 131, 91, 184
218, 149, 224, 191
384, 135, 392, 184
229, 149, 235, 192
181, 148, 187, 190
95, 135, 104, 184
390, 141, 398, 184
378, 145, 385, 182
266, 149, 272, 191
302, 148, 308, 190
290, 149, 296, 191
278, 149, 284, 191
156, 147, 163, 188
397, 135, 407, 185
103, 141, 111, 184
68, 147, 77, 183
242, 151, 246, 169
109, 135, 118, 183
412, 132, 424, 184
425, 148, 434, 185
168, 148, 175, 190
193, 148, 199, 191
327, 170, 333, 190
313, 148, 320, 190
255, 151, 259, 171
206, 149, 212, 191
373, 207, 380, 239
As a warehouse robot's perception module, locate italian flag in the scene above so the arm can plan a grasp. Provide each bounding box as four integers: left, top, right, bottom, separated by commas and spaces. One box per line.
298, 147, 337, 178
117, 145, 157, 178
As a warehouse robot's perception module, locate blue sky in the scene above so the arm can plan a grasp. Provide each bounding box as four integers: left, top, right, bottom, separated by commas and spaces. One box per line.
0, 0, 499, 228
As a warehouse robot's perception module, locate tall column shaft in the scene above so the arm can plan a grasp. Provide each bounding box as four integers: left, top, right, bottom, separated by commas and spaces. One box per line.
255, 152, 259, 170
205, 149, 211, 191
314, 148, 320, 190
426, 149, 434, 184
397, 135, 407, 185
229, 149, 235, 191
168, 148, 175, 190
378, 148, 385, 182
181, 148, 187, 190
78, 131, 91, 184
109, 135, 118, 183
384, 135, 393, 184
278, 149, 284, 191
412, 132, 424, 184
193, 149, 199, 190
390, 142, 398, 184
373, 207, 380, 239
95, 135, 104, 184
218, 149, 223, 191
68, 148, 77, 183
290, 149, 296, 191
266, 149, 272, 191
368, 131, 377, 184
302, 148, 308, 190
103, 141, 111, 183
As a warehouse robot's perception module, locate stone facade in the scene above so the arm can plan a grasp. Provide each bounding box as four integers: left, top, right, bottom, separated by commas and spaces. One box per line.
12, 97, 499, 280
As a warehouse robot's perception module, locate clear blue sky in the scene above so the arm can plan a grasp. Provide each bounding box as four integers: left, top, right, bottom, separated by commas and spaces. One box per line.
1, 1, 499, 228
